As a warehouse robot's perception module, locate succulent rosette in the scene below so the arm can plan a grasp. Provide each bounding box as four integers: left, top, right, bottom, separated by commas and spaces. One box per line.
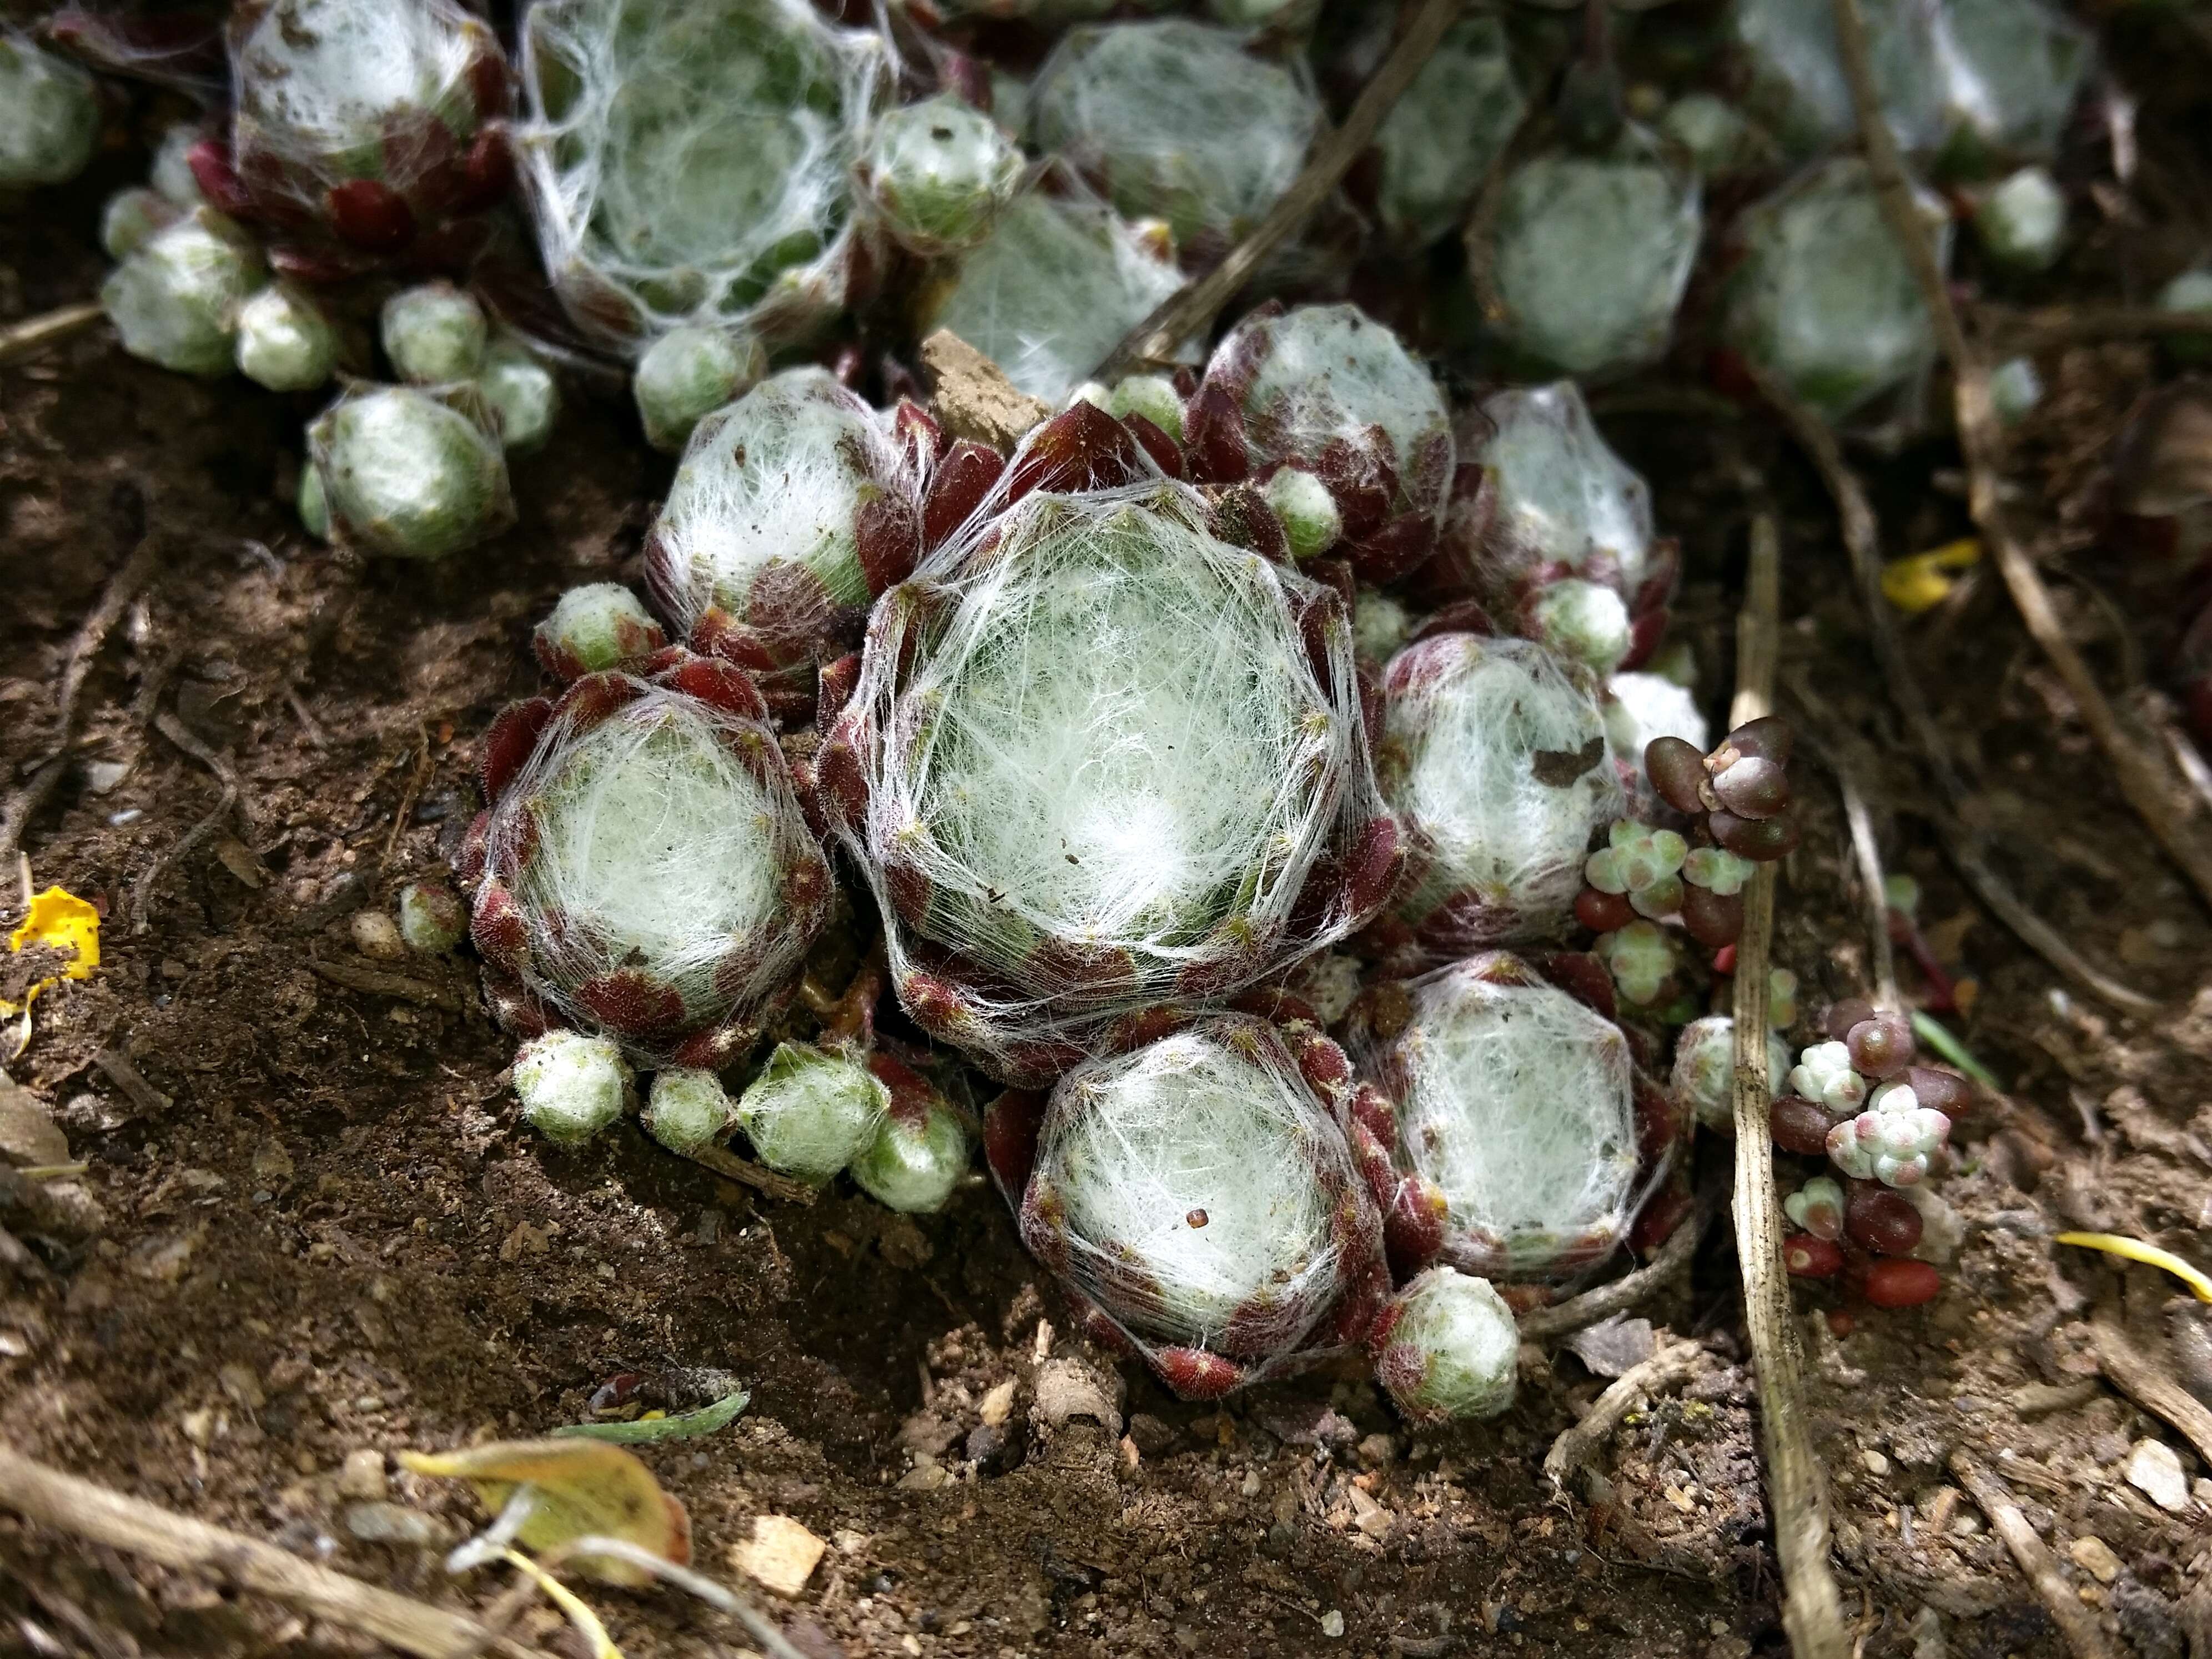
856, 92, 1024, 258
1369, 1265, 1519, 1423
816, 405, 1401, 1085
1, 28, 100, 188
1187, 303, 1455, 585
984, 1014, 1394, 1399
1367, 16, 1522, 255
212, 0, 514, 279
1363, 952, 1676, 1282
1424, 382, 1678, 676
516, 0, 889, 353
1372, 631, 1622, 961
1027, 19, 1320, 259
465, 666, 833, 1067
644, 366, 925, 717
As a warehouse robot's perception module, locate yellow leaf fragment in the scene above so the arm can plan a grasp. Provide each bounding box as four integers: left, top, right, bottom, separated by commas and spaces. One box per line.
1882, 538, 1982, 615
502, 1550, 622, 1659
2054, 1231, 2212, 1303
398, 1437, 691, 1585
2, 887, 102, 1054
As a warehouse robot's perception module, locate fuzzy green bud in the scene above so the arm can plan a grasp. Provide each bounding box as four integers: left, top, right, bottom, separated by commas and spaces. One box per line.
851, 1098, 970, 1214
381, 282, 489, 385
1104, 374, 1185, 442
308, 385, 512, 560
535, 584, 666, 678
635, 325, 769, 454
861, 92, 1023, 257
235, 283, 339, 392
1661, 93, 1757, 177
102, 210, 266, 378
150, 123, 204, 208
298, 459, 331, 541
1973, 167, 2065, 271
645, 1067, 736, 1155
397, 878, 467, 954
477, 335, 561, 453
0, 31, 99, 188
101, 187, 182, 262
1264, 465, 1341, 561
1768, 967, 1799, 1030
514, 1030, 634, 1147
1988, 356, 2043, 427
735, 1042, 886, 1184
1352, 588, 1411, 666
1529, 577, 1632, 674
1671, 1014, 1792, 1134
1789, 1040, 1866, 1114
1374, 1267, 1518, 1424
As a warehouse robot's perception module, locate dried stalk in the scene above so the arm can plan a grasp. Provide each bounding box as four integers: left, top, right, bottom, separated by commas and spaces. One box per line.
1518, 1197, 1703, 1341
1728, 511, 1851, 1659
1750, 360, 2156, 1014
1834, 757, 1901, 1013
1092, 0, 1462, 381
1982, 303, 2212, 352
1832, 0, 2212, 914
130, 708, 248, 936
2090, 1308, 2212, 1465
1542, 1340, 1702, 1491
0, 300, 104, 368
0, 1446, 545, 1659
1949, 1451, 2119, 1659
679, 1141, 822, 1208
307, 955, 467, 1012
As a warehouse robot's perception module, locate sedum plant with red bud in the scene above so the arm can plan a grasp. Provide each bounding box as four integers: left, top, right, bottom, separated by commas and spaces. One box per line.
645, 366, 924, 718
214, 0, 514, 280
817, 406, 1399, 1085
466, 667, 832, 1068
1372, 632, 1621, 961
1186, 303, 1455, 585
1770, 998, 1973, 1313
984, 1014, 1394, 1400
1359, 952, 1675, 1284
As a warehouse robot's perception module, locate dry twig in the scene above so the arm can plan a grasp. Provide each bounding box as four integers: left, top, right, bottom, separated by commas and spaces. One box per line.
0, 1446, 546, 1659
1834, 758, 1901, 1013
1752, 362, 2156, 1014
130, 708, 248, 936
0, 534, 162, 871
1948, 1451, 2119, 1659
1541, 1340, 1703, 1491
0, 300, 105, 368
1092, 0, 1462, 381
1981, 303, 2212, 353
306, 954, 467, 1012
679, 1141, 822, 1207
1832, 0, 2212, 914
2089, 1307, 2212, 1465
1518, 1199, 1704, 1341
1728, 511, 1852, 1659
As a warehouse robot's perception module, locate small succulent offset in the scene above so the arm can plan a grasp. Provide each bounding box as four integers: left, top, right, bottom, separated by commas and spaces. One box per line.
465, 666, 833, 1067
987, 1015, 1394, 1400
818, 407, 1399, 1085
856, 93, 1024, 258
1362, 953, 1668, 1283
1827, 1080, 1952, 1189
645, 366, 924, 718
1373, 632, 1622, 961
215, 0, 514, 278
1644, 714, 1801, 865
101, 209, 269, 379
512, 1029, 636, 1147
1188, 304, 1455, 585
305, 382, 515, 559
1368, 1266, 1519, 1424
1, 29, 100, 189
1670, 1013, 1793, 1135
1368, 16, 1522, 255
516, 0, 887, 353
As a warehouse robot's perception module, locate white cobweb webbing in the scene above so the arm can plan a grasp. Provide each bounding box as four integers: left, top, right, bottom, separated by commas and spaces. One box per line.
1469, 381, 1655, 595
1386, 962, 1639, 1278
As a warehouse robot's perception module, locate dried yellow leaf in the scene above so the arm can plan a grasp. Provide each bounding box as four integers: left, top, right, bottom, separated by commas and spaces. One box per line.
398, 1437, 690, 1585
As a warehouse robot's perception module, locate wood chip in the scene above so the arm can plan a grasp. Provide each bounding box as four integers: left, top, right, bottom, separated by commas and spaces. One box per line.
919, 330, 1050, 452
727, 1516, 826, 1598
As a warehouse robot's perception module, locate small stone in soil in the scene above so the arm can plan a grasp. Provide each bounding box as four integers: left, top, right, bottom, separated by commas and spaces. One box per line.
2068, 1535, 2121, 1583
2124, 1439, 2189, 1512
344, 1501, 446, 1546
729, 1515, 827, 1596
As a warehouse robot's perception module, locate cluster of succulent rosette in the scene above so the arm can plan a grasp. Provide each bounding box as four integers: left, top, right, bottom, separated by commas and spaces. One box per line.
9, 0, 2051, 1418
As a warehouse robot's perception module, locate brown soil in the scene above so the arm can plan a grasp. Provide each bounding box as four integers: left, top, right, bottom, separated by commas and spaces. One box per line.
8, 65, 2212, 1659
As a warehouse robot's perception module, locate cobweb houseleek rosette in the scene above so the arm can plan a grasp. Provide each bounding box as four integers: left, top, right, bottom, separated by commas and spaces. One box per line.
464, 663, 832, 1067
816, 423, 1401, 1085
1370, 631, 1623, 962
515, 0, 889, 354
1360, 952, 1681, 1284
642, 366, 926, 718
983, 1014, 1396, 1400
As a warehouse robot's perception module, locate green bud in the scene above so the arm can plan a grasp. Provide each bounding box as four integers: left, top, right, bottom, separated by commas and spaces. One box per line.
645, 1067, 736, 1155
1598, 918, 1675, 1006
0, 31, 99, 188
1104, 375, 1184, 442
851, 1098, 969, 1214
381, 282, 489, 385
861, 92, 1023, 257
397, 879, 467, 954
536, 584, 666, 677
102, 187, 182, 261
102, 210, 266, 378
307, 384, 514, 560
150, 123, 204, 208
735, 1042, 886, 1184
1988, 356, 2043, 428
298, 458, 331, 540
235, 283, 339, 392
1264, 466, 1341, 561
1661, 93, 1757, 177
1529, 577, 1632, 675
1973, 166, 2065, 271
514, 1030, 634, 1147
635, 325, 768, 453
1374, 1267, 1517, 1423
477, 335, 561, 453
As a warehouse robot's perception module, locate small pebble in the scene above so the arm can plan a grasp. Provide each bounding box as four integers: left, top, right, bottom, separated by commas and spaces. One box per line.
1862, 1449, 1891, 1476
2068, 1535, 2121, 1584
336, 1448, 388, 1502
343, 1502, 445, 1546
349, 910, 406, 961
2125, 1439, 2189, 1512
1320, 1610, 1345, 1638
